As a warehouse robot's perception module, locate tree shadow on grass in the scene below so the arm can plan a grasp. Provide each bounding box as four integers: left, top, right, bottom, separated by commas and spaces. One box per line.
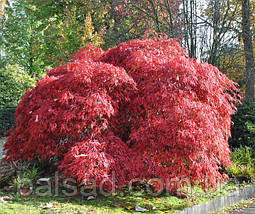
0, 189, 188, 214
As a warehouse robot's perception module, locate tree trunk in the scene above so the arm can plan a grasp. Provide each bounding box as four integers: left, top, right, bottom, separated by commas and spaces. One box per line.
242, 0, 254, 103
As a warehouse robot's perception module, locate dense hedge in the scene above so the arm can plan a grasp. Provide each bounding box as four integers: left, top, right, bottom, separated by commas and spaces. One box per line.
229, 103, 255, 149
0, 106, 16, 137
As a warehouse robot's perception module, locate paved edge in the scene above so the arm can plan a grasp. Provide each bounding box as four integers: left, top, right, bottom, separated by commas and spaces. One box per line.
175, 185, 255, 214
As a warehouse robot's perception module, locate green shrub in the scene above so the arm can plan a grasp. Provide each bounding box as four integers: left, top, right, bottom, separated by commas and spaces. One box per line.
230, 146, 254, 165
0, 106, 16, 137
227, 147, 255, 182
13, 167, 38, 189
0, 64, 36, 108
229, 103, 255, 149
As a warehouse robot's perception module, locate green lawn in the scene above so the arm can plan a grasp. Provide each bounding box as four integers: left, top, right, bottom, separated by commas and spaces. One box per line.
0, 182, 252, 214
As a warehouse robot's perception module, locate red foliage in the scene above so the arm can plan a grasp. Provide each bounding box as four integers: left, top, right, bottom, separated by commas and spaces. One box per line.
100, 37, 240, 190
4, 38, 240, 192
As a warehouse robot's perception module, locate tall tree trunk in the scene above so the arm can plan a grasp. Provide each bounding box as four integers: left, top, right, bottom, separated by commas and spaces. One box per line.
242, 0, 254, 103
182, 0, 197, 59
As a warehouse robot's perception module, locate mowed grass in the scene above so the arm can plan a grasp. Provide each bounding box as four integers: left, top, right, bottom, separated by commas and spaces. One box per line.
0, 182, 252, 214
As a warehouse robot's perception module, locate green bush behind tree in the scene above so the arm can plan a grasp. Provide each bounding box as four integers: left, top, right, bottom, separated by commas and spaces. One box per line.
0, 64, 35, 137
229, 103, 255, 150
227, 103, 255, 182
0, 64, 35, 108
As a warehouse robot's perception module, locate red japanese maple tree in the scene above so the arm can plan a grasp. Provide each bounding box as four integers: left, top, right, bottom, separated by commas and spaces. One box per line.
3, 38, 239, 192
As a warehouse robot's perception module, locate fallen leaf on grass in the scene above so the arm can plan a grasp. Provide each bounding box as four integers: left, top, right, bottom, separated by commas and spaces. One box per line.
52, 202, 60, 208
37, 178, 51, 184
189, 197, 196, 202
176, 192, 187, 199
43, 203, 53, 209
123, 205, 134, 210
3, 196, 14, 201
113, 203, 121, 207
20, 187, 32, 196
155, 197, 163, 201
0, 196, 14, 203
87, 195, 95, 200
135, 205, 147, 212
3, 186, 14, 192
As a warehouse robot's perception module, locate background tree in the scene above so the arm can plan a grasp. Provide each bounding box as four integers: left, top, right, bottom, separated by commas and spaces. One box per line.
0, 0, 45, 76
0, 0, 5, 15
126, 0, 182, 38
1, 0, 254, 99
242, 0, 254, 103
215, 0, 255, 100
181, 0, 240, 64
30, 0, 105, 67
0, 0, 106, 75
